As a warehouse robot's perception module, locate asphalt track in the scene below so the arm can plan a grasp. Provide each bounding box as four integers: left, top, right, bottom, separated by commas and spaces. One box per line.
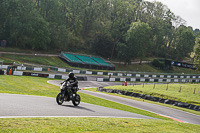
49, 80, 200, 125
0, 93, 154, 119
0, 80, 155, 120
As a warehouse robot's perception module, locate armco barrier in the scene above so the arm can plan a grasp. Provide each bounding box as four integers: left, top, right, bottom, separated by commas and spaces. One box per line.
0, 65, 9, 69
12, 71, 87, 81
15, 65, 200, 79
23, 72, 49, 78
97, 77, 200, 83
97, 87, 200, 111
2, 65, 199, 83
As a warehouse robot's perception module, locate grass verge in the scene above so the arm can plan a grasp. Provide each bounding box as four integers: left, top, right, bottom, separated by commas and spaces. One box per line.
0, 54, 69, 67
86, 87, 200, 116
0, 117, 200, 133
0, 47, 57, 54
114, 63, 200, 74
104, 84, 200, 106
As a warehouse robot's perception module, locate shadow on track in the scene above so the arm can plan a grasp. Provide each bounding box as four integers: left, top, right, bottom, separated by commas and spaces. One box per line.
61, 105, 95, 112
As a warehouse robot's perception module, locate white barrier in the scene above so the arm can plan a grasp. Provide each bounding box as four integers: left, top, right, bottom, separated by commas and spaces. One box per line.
13, 71, 23, 76
34, 67, 42, 71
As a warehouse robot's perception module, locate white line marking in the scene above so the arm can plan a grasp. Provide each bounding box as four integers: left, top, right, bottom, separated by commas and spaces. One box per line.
0, 116, 146, 119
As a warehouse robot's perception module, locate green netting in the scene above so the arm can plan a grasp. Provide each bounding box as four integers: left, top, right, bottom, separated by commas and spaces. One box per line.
92, 57, 111, 66
62, 53, 113, 67
76, 55, 99, 65
63, 53, 82, 63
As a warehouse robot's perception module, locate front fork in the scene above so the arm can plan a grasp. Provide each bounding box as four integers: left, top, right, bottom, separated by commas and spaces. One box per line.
61, 88, 72, 101
61, 89, 66, 100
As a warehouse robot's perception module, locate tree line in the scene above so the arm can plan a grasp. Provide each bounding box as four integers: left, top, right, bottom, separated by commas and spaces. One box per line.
0, 0, 199, 64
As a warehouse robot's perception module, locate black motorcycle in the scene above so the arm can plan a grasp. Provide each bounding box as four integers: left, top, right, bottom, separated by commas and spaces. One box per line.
56, 81, 81, 106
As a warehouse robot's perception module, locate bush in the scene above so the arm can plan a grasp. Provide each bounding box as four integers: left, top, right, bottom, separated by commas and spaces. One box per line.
152, 59, 165, 69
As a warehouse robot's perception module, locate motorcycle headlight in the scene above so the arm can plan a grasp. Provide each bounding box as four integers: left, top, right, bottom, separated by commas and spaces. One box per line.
60, 85, 65, 90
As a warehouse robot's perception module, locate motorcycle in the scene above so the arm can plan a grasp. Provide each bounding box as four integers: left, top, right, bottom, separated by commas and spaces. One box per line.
56, 81, 81, 106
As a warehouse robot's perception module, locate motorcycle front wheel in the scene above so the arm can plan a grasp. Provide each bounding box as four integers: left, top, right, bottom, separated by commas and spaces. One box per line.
72, 94, 81, 106
56, 92, 64, 105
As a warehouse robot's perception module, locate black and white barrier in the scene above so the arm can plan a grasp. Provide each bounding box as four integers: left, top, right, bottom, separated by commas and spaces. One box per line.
97, 77, 200, 83
6, 65, 200, 79
12, 71, 87, 81
0, 65, 9, 69
2, 65, 200, 83
97, 87, 200, 111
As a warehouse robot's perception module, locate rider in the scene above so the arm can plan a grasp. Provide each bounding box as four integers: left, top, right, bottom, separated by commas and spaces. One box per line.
65, 72, 78, 87
62, 72, 78, 99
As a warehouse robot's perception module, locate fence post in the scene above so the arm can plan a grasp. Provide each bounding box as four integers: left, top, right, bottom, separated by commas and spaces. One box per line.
193, 88, 196, 94
179, 86, 182, 92
166, 83, 168, 90
153, 84, 155, 89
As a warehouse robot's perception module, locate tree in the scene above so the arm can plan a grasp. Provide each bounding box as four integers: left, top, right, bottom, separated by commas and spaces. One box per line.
175, 26, 195, 60
126, 22, 152, 64
4, 0, 50, 50
39, 0, 63, 24
0, 0, 7, 40
116, 42, 132, 65
91, 33, 114, 58
0, 0, 197, 61
49, 25, 69, 51
137, 1, 176, 58
194, 28, 200, 38
194, 38, 200, 69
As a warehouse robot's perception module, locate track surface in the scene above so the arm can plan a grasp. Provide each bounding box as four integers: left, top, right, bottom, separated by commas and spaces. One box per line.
50, 80, 200, 125
0, 93, 154, 119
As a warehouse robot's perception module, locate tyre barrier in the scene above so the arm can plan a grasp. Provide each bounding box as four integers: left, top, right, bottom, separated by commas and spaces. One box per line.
97, 87, 200, 111
0, 69, 4, 75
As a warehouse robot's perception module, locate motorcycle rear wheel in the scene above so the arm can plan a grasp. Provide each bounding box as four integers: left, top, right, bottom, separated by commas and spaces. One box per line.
72, 94, 81, 106
56, 92, 64, 105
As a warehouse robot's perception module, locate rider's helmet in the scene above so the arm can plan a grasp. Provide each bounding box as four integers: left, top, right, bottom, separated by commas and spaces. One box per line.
69, 72, 74, 78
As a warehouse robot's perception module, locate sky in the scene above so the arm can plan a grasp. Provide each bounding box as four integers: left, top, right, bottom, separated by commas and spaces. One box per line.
145, 0, 200, 30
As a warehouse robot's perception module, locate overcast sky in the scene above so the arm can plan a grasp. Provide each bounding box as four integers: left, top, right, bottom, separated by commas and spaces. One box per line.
145, 0, 200, 30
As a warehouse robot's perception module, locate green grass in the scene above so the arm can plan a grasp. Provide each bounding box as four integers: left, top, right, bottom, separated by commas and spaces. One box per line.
104, 84, 200, 106
115, 63, 156, 72
0, 117, 200, 133
0, 75, 59, 96
0, 47, 58, 54
0, 54, 110, 71
0, 54, 69, 67
115, 63, 200, 74
0, 75, 168, 120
